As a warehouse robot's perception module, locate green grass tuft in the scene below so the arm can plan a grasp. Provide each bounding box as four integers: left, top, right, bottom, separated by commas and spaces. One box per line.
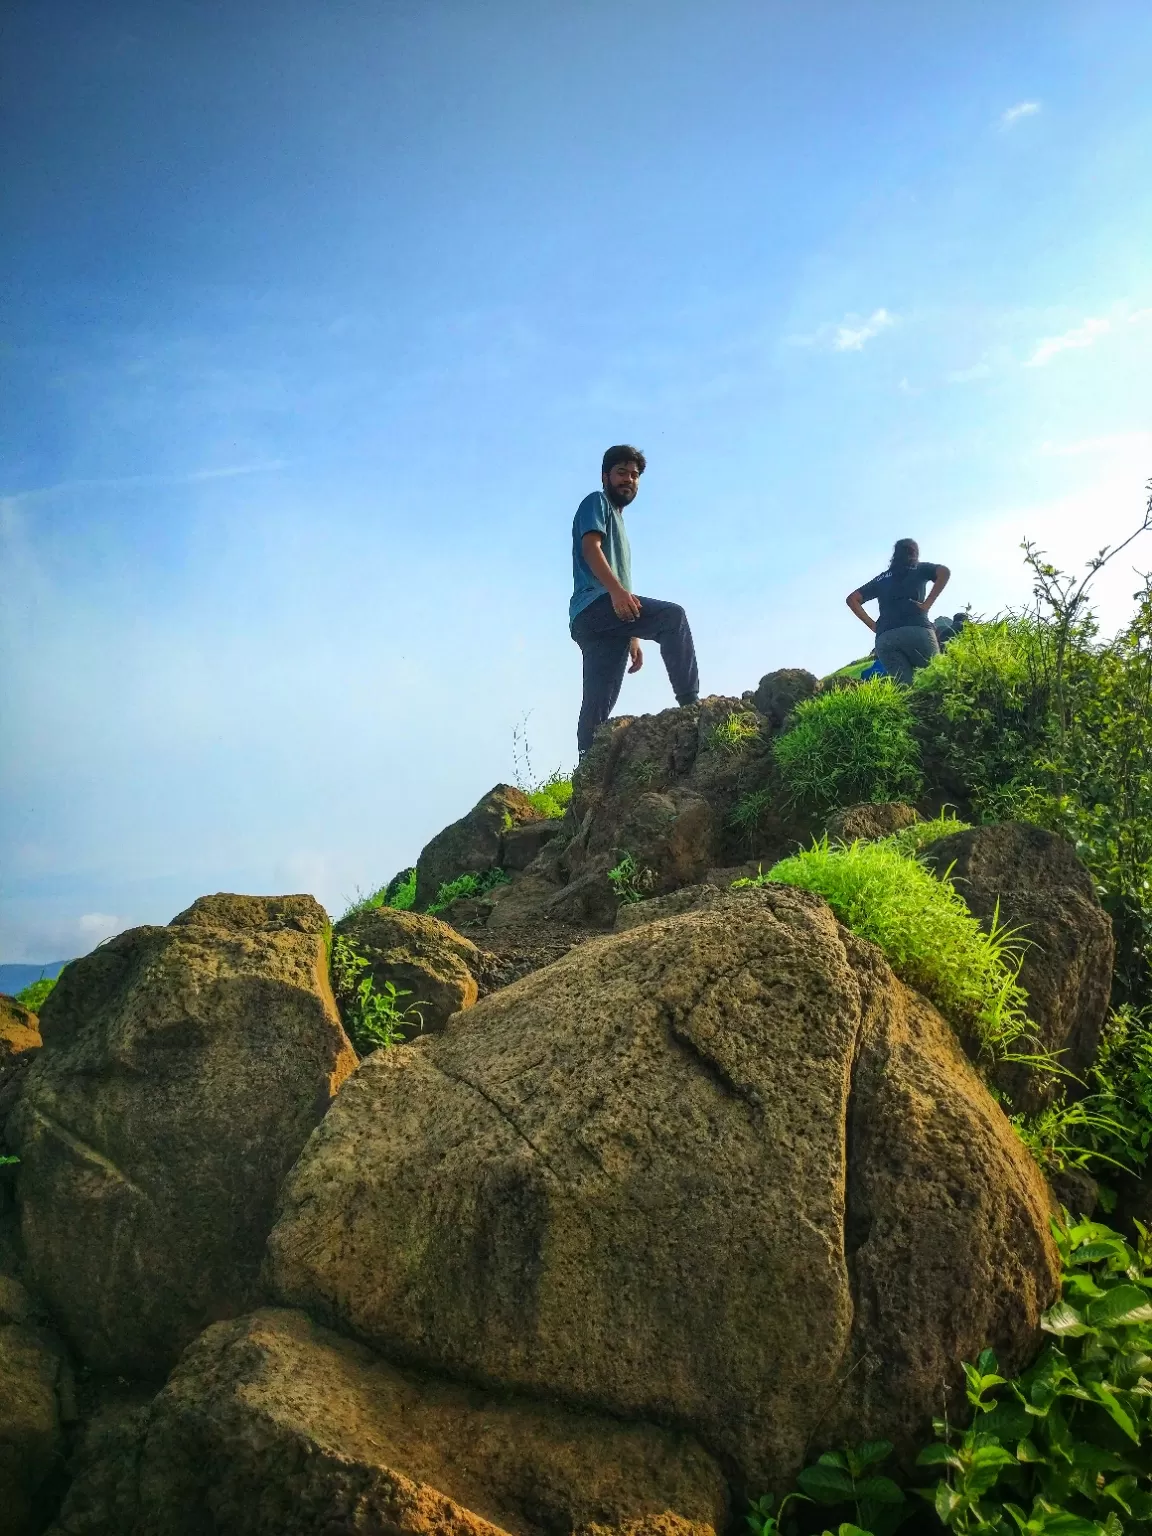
773, 679, 923, 813
525, 773, 573, 820
740, 838, 1030, 1060
880, 810, 973, 857
703, 712, 761, 755
15, 975, 57, 1012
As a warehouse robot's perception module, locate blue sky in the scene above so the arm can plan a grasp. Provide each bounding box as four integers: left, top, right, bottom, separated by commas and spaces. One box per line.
3, 0, 1151, 962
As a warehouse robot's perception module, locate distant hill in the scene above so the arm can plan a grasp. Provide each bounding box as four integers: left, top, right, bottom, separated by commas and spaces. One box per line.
0, 960, 70, 996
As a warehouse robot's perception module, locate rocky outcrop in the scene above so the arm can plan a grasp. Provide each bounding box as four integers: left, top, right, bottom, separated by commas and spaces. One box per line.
335, 906, 485, 1033
744, 667, 820, 729
414, 785, 541, 911
1, 995, 41, 1143
8, 894, 357, 1377
500, 818, 566, 872
825, 802, 919, 844
560, 698, 800, 900
49, 1308, 727, 1536
267, 885, 1058, 1494
1, 1275, 74, 1536
921, 823, 1114, 1102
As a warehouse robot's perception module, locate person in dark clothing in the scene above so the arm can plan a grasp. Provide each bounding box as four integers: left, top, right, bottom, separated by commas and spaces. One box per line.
846, 539, 951, 685
570, 445, 700, 756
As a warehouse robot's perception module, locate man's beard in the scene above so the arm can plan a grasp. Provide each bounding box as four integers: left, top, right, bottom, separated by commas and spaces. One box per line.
607, 486, 635, 509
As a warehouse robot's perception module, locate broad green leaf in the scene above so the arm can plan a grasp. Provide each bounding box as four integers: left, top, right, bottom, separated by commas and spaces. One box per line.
1087, 1381, 1139, 1442
1074, 1240, 1128, 1264
817, 1451, 849, 1470
1042, 1302, 1089, 1337
1015, 1439, 1044, 1463
916, 1444, 961, 1467
798, 1466, 856, 1504
935, 1483, 960, 1523
851, 1441, 893, 1471
969, 1446, 1019, 1474
856, 1476, 904, 1505
1086, 1285, 1152, 1328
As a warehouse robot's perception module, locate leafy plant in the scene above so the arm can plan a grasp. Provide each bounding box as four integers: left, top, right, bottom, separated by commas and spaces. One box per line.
741, 839, 1033, 1063
15, 975, 57, 1012
751, 1216, 1152, 1536
426, 867, 510, 916
341, 868, 417, 921
607, 852, 656, 904
0, 1155, 19, 1168
773, 680, 924, 814
910, 492, 1152, 1002
705, 711, 762, 755
796, 1441, 907, 1536
329, 933, 424, 1054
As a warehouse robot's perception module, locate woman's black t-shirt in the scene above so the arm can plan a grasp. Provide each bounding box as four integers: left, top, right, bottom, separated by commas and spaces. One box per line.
857, 562, 940, 635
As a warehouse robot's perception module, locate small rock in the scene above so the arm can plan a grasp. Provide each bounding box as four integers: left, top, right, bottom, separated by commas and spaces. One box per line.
415, 785, 540, 911
826, 803, 919, 844
335, 906, 482, 1034
500, 818, 565, 872
749, 668, 820, 730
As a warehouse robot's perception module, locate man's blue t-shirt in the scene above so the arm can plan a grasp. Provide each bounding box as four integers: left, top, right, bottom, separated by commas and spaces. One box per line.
569, 491, 632, 626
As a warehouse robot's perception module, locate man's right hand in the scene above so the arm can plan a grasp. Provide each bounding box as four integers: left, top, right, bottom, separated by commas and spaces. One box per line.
611, 587, 642, 621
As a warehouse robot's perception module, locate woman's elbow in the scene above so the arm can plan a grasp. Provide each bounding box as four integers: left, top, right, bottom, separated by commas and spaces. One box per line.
937, 566, 952, 582
846, 591, 860, 607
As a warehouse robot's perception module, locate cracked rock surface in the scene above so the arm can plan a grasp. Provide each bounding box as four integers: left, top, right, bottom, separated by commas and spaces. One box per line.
47, 1307, 726, 1536
7, 894, 358, 1378
266, 884, 1059, 1494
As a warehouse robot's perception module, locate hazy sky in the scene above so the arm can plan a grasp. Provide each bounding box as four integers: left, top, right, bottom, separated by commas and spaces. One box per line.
3, 0, 1151, 961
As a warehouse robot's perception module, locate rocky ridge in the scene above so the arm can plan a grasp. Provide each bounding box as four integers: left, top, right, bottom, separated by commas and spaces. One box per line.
0, 670, 1121, 1535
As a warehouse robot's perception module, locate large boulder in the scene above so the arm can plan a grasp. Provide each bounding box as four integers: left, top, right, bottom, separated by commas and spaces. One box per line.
335, 906, 484, 1034
49, 1307, 726, 1536
267, 885, 1058, 1494
8, 894, 357, 1377
921, 823, 1114, 1101
414, 785, 540, 911
1, 1280, 74, 1536
0, 995, 41, 1142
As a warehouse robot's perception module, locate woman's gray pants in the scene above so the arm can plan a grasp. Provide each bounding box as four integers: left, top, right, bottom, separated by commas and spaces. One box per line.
875, 624, 940, 685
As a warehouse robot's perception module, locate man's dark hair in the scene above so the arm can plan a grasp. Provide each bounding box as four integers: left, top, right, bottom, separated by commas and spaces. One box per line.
602, 444, 646, 478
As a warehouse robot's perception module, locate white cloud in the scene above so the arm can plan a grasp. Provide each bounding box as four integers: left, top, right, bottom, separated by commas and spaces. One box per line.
831, 309, 896, 352
78, 913, 124, 941
1001, 101, 1041, 127
1025, 316, 1111, 367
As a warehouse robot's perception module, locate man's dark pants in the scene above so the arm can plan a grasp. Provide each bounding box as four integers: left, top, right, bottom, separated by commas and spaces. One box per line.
571, 594, 700, 755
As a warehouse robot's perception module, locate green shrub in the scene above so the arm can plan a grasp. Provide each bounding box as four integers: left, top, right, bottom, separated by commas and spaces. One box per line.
1015, 1006, 1152, 1190
744, 839, 1030, 1061
773, 680, 923, 814
15, 975, 57, 1012
426, 867, 510, 916
750, 1217, 1152, 1536
704, 711, 761, 755
329, 933, 423, 1053
526, 772, 573, 820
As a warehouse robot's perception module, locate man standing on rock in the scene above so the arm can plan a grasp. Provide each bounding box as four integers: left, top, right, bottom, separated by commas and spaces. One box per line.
570, 445, 700, 758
